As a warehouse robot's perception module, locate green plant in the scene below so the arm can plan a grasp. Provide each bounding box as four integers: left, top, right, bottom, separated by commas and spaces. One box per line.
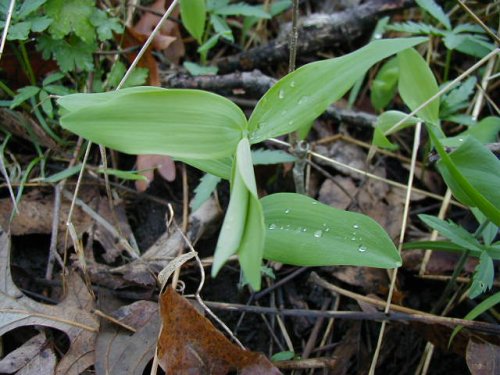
56, 37, 426, 290
179, 0, 291, 72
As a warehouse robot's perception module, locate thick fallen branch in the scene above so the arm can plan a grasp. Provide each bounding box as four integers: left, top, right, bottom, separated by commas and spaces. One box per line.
215, 0, 414, 73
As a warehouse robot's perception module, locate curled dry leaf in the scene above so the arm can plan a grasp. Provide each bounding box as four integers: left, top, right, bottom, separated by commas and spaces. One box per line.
466, 339, 500, 375
0, 228, 99, 375
135, 154, 176, 192
158, 287, 282, 374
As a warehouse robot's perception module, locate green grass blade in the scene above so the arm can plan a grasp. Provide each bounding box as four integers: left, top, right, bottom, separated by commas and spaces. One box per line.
180, 0, 206, 43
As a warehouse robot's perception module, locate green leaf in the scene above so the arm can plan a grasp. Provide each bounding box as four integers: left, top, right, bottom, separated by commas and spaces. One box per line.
402, 240, 500, 260
37, 35, 95, 72
212, 138, 265, 290
415, 0, 451, 30
180, 0, 206, 43
210, 14, 233, 42
271, 351, 295, 361
96, 168, 147, 181
46, 0, 95, 42
43, 84, 72, 96
215, 3, 271, 18
443, 33, 495, 58
440, 76, 476, 118
10, 86, 40, 108
42, 72, 65, 86
418, 214, 482, 251
471, 208, 498, 247
371, 57, 399, 111
248, 37, 427, 143
39, 90, 53, 118
183, 61, 218, 76
469, 252, 494, 299
191, 173, 221, 211
42, 164, 82, 183
197, 33, 220, 53
449, 292, 500, 345
30, 16, 52, 32
58, 87, 247, 160
90, 8, 123, 41
428, 128, 500, 226
261, 193, 401, 268
7, 21, 32, 40
18, 0, 47, 19
178, 156, 232, 180
398, 48, 440, 125
441, 116, 500, 148
372, 110, 420, 150
387, 21, 442, 36
251, 149, 296, 165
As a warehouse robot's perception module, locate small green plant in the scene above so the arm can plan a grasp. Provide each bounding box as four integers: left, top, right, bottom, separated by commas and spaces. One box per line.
56, 37, 428, 290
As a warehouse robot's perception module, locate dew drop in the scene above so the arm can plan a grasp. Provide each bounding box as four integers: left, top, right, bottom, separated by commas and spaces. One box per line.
285, 208, 291, 214
298, 96, 310, 105
302, 228, 307, 232
278, 89, 285, 99
325, 228, 330, 232
353, 224, 359, 229
290, 81, 296, 87
358, 245, 367, 252
288, 120, 294, 126
351, 237, 356, 241
258, 121, 267, 129
312, 201, 318, 205
269, 223, 277, 230
314, 230, 323, 238
459, 138, 464, 142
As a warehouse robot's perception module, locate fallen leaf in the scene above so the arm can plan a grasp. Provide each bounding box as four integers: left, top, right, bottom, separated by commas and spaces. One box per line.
0, 332, 56, 375
135, 154, 176, 192
0, 188, 135, 264
95, 301, 159, 375
318, 176, 356, 210
328, 266, 389, 294
466, 339, 500, 375
0, 228, 99, 375
158, 287, 281, 374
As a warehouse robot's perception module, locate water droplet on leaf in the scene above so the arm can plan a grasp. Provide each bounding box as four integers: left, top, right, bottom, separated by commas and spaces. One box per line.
314, 230, 323, 238
278, 89, 285, 99
358, 245, 367, 252
269, 223, 277, 230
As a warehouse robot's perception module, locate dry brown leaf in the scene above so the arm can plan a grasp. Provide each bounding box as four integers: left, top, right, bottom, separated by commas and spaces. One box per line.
0, 228, 99, 375
466, 339, 500, 375
158, 287, 281, 374
328, 266, 389, 294
0, 332, 56, 375
318, 176, 356, 210
0, 188, 135, 263
95, 301, 159, 375
135, 154, 176, 192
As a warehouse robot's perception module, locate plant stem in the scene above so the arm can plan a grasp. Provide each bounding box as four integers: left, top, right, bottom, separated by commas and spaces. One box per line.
19, 41, 36, 85
443, 48, 452, 82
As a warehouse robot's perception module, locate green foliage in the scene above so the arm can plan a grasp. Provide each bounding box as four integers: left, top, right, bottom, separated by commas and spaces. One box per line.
183, 61, 218, 76
371, 57, 399, 111
415, 0, 451, 30
372, 111, 420, 150
180, 0, 206, 43
469, 252, 494, 299
419, 215, 482, 251
262, 193, 401, 268
58, 37, 424, 289
191, 173, 222, 211
439, 76, 476, 119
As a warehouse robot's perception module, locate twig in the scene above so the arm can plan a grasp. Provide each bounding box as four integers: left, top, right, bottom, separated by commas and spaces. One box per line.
456, 0, 500, 45
369, 122, 422, 374
0, 0, 15, 61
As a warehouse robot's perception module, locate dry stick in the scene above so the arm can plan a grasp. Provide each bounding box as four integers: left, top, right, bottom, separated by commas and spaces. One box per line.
369, 122, 422, 375
472, 51, 497, 120
302, 298, 331, 359
268, 137, 460, 205
456, 0, 500, 45
0, 153, 18, 214
0, 0, 15, 61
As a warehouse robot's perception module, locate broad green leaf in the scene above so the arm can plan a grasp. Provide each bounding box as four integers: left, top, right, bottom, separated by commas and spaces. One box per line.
371, 57, 399, 111
469, 252, 494, 299
215, 3, 270, 18
37, 35, 95, 72
58, 87, 247, 159
18, 0, 47, 19
372, 110, 420, 150
180, 0, 206, 43
248, 37, 427, 143
261, 193, 401, 268
441, 116, 500, 148
415, 0, 451, 30
429, 128, 500, 226
89, 8, 123, 41
398, 48, 440, 125
449, 292, 500, 345
191, 173, 221, 211
29, 16, 53, 33
418, 214, 482, 251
